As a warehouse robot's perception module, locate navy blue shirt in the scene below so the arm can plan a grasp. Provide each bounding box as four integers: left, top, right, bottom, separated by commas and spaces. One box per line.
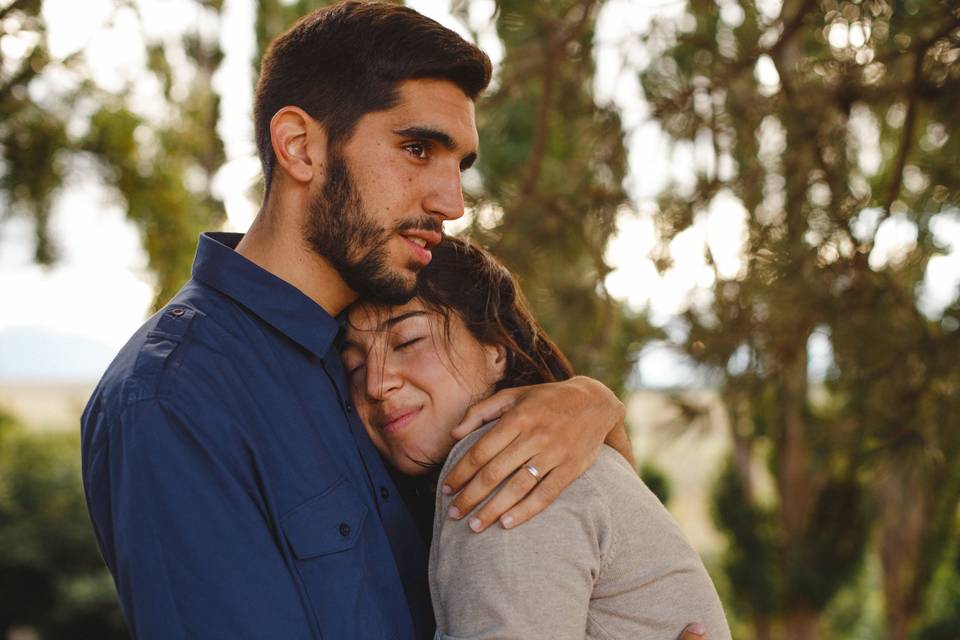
81, 232, 433, 639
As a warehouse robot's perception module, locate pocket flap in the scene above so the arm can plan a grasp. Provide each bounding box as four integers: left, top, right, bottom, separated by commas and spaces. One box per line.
282, 478, 368, 560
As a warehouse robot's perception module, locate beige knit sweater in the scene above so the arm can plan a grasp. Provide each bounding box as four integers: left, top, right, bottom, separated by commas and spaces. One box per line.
429, 425, 731, 640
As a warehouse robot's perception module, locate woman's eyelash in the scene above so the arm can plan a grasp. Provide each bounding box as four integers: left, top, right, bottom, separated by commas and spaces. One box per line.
347, 363, 365, 377
396, 337, 423, 350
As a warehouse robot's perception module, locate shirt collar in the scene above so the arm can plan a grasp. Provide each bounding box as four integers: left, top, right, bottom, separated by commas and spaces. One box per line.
191, 232, 342, 358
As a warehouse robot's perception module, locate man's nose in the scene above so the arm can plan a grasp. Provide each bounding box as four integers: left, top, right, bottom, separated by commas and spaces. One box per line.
423, 166, 465, 221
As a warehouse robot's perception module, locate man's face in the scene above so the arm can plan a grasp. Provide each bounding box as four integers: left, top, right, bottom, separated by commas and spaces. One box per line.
305, 79, 479, 305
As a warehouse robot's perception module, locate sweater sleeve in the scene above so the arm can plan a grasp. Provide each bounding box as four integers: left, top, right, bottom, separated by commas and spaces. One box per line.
429, 428, 612, 640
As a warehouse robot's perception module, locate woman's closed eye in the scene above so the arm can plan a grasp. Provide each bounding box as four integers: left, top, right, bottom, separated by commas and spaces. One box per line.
395, 336, 424, 351
346, 362, 366, 379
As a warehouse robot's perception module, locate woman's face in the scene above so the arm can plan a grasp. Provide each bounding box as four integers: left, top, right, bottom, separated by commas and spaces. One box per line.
341, 298, 505, 475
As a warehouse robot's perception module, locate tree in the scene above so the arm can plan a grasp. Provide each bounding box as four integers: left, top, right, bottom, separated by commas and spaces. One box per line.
0, 410, 128, 639
452, 0, 658, 395
639, 0, 960, 638
1, 0, 226, 307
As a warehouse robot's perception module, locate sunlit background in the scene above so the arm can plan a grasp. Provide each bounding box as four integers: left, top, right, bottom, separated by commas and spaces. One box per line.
2, 0, 959, 638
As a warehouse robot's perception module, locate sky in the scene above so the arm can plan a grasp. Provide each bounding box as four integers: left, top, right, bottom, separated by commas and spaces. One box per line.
1, 0, 958, 384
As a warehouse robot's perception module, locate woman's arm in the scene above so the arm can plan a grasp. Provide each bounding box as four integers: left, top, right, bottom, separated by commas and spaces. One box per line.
431, 429, 608, 640
441, 376, 626, 532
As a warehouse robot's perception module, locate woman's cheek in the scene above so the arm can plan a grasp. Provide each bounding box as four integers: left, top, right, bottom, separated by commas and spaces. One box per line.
404, 345, 447, 382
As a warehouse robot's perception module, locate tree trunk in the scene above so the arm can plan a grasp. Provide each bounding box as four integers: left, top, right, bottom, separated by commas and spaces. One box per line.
754, 615, 772, 640
784, 607, 821, 640
881, 470, 926, 640
778, 346, 812, 542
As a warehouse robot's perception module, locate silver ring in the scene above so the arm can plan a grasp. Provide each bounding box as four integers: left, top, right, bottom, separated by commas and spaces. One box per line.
524, 464, 543, 483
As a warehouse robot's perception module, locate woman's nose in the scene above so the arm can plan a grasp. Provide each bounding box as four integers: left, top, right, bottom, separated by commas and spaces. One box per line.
365, 353, 403, 400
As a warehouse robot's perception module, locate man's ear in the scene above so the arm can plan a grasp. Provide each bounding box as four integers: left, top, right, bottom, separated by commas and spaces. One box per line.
270, 106, 327, 185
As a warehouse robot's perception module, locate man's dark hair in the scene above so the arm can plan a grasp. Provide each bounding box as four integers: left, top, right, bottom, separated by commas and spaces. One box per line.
254, 1, 492, 192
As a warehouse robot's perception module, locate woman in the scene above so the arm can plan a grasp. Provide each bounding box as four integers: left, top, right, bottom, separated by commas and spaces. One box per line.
340, 236, 731, 640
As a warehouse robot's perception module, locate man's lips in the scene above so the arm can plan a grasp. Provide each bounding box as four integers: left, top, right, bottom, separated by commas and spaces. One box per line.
379, 407, 422, 435
399, 230, 442, 265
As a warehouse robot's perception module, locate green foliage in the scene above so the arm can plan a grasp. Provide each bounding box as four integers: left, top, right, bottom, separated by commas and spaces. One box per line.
640, 0, 960, 635
913, 539, 960, 639
789, 478, 872, 609
255, 0, 338, 66
0, 0, 226, 308
638, 462, 671, 505
0, 410, 126, 638
462, 0, 658, 395
712, 461, 779, 619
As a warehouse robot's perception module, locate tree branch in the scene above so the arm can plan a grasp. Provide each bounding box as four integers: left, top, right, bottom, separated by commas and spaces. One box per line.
882, 51, 923, 217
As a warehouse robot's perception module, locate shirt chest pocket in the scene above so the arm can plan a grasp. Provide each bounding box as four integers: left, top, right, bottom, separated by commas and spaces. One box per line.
283, 478, 368, 558
282, 477, 386, 638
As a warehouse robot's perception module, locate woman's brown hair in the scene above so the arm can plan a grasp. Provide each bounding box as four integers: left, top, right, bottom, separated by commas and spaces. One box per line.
414, 236, 573, 391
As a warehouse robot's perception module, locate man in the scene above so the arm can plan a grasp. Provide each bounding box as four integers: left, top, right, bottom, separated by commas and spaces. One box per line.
81, 3, 708, 638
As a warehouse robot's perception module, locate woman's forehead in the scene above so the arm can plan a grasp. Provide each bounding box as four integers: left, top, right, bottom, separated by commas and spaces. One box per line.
346, 298, 427, 333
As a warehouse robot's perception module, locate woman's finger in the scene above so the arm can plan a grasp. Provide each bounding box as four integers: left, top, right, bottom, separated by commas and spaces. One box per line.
494, 466, 569, 530
464, 456, 552, 533
445, 429, 549, 520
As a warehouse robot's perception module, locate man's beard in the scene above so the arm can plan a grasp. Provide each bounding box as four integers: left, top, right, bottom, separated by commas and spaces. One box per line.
304, 149, 439, 305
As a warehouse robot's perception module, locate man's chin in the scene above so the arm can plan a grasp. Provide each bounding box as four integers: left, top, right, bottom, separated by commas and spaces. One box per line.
355, 270, 419, 305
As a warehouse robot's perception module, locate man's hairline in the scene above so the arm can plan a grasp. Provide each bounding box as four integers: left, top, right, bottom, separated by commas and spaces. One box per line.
263, 77, 481, 195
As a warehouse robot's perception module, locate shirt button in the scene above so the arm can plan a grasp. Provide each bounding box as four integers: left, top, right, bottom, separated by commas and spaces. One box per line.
380, 486, 390, 500
339, 522, 351, 537
345, 403, 353, 415
171, 308, 185, 317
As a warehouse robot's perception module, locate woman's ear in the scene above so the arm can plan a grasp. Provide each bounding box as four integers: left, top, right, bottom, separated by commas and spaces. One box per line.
486, 343, 507, 382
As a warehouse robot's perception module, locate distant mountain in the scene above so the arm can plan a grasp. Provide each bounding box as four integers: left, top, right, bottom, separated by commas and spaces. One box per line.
0, 326, 116, 382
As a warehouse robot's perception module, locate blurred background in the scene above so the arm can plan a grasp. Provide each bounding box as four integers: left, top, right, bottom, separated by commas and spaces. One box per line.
1, 0, 958, 638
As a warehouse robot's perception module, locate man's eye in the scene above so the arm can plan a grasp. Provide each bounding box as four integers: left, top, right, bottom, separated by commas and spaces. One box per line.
395, 337, 423, 351
403, 142, 428, 160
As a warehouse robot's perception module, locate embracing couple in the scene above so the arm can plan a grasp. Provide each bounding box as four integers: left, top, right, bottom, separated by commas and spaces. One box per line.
81, 3, 731, 639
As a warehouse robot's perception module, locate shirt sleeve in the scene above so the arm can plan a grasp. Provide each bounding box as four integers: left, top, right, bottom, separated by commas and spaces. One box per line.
430, 435, 611, 640
90, 398, 315, 640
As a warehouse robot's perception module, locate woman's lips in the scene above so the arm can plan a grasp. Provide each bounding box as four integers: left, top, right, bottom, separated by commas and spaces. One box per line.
381, 407, 421, 435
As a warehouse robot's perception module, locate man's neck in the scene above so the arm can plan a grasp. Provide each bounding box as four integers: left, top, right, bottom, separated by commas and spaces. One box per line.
236, 201, 357, 317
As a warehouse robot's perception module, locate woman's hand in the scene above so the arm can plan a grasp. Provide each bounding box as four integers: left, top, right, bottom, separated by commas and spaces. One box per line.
441, 375, 626, 532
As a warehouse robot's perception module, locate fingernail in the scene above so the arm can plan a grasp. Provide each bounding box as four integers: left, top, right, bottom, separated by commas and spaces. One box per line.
448, 505, 461, 519
441, 484, 452, 495
688, 623, 706, 636
468, 517, 482, 532
500, 515, 513, 528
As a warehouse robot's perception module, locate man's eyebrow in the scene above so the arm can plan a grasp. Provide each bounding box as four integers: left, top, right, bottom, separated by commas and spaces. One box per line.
394, 126, 457, 149
393, 126, 478, 170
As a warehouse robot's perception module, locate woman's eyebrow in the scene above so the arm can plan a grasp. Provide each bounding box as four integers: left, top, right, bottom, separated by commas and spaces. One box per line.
381, 310, 426, 330
340, 311, 426, 350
